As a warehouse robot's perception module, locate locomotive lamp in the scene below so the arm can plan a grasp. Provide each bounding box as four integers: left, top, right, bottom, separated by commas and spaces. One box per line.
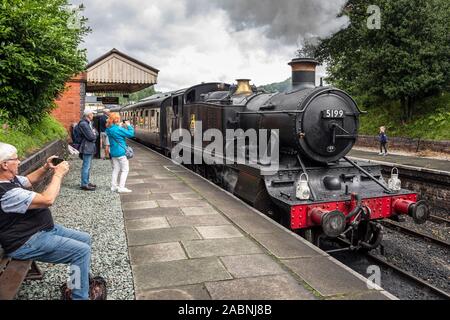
296, 173, 311, 200
310, 208, 346, 238
388, 167, 402, 191
393, 199, 430, 224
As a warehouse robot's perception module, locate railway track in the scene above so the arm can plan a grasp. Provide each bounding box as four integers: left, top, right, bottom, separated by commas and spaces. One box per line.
365, 253, 450, 300
429, 214, 450, 225
381, 220, 450, 249
331, 237, 450, 300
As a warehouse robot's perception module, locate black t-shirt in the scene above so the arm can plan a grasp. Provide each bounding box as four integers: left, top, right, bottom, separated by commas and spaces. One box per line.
0, 177, 54, 254
99, 115, 108, 133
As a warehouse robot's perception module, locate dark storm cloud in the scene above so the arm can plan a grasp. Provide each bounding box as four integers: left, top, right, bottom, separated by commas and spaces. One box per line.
188, 0, 349, 43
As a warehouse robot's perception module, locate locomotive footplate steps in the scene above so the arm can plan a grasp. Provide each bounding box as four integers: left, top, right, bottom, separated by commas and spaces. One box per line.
121, 141, 396, 300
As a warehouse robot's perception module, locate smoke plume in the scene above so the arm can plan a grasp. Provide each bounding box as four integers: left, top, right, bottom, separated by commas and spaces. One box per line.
191, 0, 349, 44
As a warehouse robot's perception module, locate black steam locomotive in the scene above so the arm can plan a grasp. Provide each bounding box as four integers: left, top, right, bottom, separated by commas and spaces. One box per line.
120, 58, 429, 250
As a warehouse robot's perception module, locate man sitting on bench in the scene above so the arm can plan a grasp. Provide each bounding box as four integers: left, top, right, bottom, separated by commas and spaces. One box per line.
0, 142, 92, 300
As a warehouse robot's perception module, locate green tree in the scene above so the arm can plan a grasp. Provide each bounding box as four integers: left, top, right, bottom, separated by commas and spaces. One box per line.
315, 0, 450, 120
0, 0, 90, 123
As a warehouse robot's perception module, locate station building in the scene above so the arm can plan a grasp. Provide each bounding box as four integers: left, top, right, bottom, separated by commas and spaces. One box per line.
52, 48, 158, 132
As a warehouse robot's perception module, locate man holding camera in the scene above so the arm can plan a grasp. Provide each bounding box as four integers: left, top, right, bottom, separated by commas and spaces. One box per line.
0, 142, 92, 300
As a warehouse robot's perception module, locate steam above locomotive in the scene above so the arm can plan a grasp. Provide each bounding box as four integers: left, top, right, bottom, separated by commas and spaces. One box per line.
120, 58, 429, 250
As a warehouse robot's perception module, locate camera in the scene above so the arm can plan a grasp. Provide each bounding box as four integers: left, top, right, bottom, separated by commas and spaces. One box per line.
51, 157, 64, 166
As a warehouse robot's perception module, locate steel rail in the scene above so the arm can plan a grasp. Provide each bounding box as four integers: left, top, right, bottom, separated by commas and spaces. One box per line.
366, 253, 450, 300
381, 220, 450, 249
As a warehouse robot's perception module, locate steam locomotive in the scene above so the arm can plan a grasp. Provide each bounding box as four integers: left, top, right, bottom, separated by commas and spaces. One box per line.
119, 58, 429, 250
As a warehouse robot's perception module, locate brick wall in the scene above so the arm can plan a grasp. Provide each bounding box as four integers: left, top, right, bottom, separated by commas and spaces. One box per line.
356, 135, 450, 154
52, 72, 87, 137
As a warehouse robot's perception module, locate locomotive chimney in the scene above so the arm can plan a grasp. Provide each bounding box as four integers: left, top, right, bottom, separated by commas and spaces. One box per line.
235, 79, 253, 95
288, 58, 319, 90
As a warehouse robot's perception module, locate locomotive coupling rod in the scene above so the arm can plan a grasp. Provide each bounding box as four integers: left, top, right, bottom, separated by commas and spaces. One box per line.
296, 155, 317, 201
343, 157, 394, 194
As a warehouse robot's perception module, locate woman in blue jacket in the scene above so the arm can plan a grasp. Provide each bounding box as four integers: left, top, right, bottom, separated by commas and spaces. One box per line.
105, 113, 135, 193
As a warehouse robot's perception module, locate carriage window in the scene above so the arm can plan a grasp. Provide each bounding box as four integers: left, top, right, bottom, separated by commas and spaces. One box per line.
144, 110, 149, 127
156, 111, 160, 129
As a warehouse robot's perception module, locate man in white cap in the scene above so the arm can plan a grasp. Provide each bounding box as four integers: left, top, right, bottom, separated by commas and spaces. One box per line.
78, 109, 98, 191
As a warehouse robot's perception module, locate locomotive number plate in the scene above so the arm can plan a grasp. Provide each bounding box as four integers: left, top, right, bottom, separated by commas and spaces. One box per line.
322, 109, 345, 119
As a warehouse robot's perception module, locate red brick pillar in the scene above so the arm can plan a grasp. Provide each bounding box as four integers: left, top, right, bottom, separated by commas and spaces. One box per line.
52, 72, 87, 135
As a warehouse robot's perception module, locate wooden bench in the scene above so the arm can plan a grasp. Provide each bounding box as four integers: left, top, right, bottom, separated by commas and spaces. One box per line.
0, 246, 43, 300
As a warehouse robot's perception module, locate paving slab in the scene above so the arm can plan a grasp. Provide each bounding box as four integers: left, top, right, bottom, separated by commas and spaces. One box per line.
252, 231, 326, 259
129, 242, 187, 265
220, 254, 286, 278
150, 187, 194, 194
136, 284, 211, 300
181, 206, 220, 216
282, 256, 375, 297
122, 200, 158, 211
170, 192, 203, 200
232, 214, 278, 235
157, 199, 211, 208
328, 290, 393, 300
167, 215, 231, 227
120, 193, 155, 203
123, 207, 182, 220
125, 178, 146, 185
125, 217, 170, 230
133, 257, 232, 291
182, 238, 262, 258
128, 226, 201, 246
205, 275, 317, 300
196, 225, 243, 239
219, 204, 255, 218
125, 182, 160, 190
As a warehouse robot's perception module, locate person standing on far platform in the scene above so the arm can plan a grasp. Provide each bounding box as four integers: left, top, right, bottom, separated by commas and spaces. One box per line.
79, 109, 98, 191
106, 113, 135, 193
98, 109, 111, 160
378, 126, 388, 156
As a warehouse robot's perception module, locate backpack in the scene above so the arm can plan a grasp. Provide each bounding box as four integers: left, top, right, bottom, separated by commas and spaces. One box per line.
71, 121, 83, 150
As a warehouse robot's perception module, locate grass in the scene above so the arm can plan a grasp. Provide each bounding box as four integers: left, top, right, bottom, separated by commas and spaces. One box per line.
0, 114, 67, 158
357, 92, 450, 140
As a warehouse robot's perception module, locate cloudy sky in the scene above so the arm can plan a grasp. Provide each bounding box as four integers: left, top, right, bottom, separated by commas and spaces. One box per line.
71, 0, 348, 92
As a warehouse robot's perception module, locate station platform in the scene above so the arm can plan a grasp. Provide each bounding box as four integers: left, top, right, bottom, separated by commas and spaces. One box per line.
122, 141, 396, 300
349, 149, 450, 175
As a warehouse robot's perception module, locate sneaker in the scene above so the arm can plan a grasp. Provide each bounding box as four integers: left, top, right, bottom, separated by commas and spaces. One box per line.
111, 186, 118, 192
384, 152, 388, 156
378, 152, 384, 155
117, 187, 132, 193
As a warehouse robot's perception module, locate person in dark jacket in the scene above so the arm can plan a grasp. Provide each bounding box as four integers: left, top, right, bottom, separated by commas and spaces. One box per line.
98, 109, 110, 160
0, 142, 92, 300
378, 126, 388, 156
79, 109, 98, 191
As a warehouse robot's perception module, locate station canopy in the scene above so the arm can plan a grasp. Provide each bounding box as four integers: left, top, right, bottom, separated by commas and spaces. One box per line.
86, 48, 159, 94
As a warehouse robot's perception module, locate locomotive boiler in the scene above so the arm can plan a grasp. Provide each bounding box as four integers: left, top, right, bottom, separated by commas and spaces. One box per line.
120, 58, 429, 250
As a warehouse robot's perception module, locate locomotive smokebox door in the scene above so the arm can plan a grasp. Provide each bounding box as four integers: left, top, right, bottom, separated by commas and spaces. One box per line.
297, 89, 360, 163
